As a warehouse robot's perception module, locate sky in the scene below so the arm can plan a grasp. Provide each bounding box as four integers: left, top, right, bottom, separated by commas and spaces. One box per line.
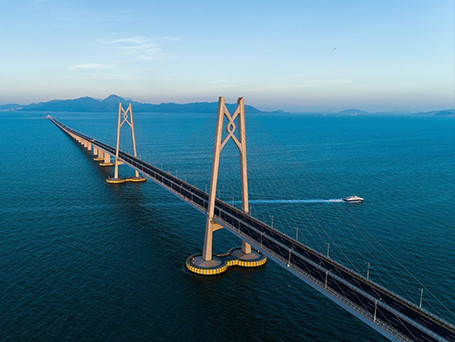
0, 0, 453, 112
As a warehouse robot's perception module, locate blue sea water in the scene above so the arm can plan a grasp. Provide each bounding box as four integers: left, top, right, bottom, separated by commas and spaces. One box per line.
0, 111, 454, 341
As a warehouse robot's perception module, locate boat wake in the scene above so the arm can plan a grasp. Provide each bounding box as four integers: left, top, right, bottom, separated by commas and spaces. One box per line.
231, 199, 344, 204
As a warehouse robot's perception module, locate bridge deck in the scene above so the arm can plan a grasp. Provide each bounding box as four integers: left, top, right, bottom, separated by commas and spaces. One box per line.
50, 117, 454, 342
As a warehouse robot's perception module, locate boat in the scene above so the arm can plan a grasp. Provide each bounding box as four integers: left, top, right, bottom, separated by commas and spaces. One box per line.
343, 195, 364, 203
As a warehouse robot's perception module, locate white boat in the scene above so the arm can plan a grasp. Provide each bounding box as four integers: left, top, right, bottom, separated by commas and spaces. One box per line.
343, 195, 364, 203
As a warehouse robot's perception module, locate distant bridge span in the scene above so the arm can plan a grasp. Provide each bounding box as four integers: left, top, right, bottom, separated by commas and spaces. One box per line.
49, 115, 454, 342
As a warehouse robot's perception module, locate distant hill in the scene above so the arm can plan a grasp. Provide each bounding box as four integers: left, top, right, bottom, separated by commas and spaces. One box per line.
0, 103, 23, 111
417, 109, 455, 116
336, 109, 370, 115
0, 95, 263, 114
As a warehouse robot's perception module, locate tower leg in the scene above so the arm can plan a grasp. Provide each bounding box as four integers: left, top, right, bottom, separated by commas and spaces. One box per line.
237, 97, 252, 255
242, 241, 252, 254
113, 103, 122, 179
202, 222, 215, 261
126, 103, 140, 179
202, 97, 225, 261
114, 161, 119, 178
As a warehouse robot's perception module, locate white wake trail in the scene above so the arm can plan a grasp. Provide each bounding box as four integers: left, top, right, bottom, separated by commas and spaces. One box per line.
231, 199, 344, 204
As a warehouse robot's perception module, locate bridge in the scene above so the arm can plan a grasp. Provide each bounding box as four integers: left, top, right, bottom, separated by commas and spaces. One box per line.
48, 98, 454, 342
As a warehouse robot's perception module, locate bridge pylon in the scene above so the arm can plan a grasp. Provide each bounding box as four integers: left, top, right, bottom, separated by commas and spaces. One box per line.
106, 103, 146, 184
187, 96, 266, 275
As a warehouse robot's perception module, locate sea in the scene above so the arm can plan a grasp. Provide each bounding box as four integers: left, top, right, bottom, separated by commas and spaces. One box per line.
0, 111, 454, 341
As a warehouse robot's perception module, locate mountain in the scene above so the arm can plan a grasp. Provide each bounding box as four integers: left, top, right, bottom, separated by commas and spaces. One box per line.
417, 109, 455, 116
23, 97, 102, 112
335, 109, 455, 116
0, 103, 23, 111
336, 109, 370, 115
1, 95, 263, 114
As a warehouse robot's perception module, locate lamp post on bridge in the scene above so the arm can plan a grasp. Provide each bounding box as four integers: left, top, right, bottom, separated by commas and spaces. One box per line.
287, 248, 293, 267
419, 288, 424, 308
374, 300, 378, 322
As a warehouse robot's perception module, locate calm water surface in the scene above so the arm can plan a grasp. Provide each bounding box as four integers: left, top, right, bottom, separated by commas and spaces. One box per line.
0, 111, 454, 341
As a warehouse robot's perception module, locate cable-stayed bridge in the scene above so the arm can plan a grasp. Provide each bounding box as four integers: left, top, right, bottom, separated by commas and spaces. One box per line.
48, 98, 454, 342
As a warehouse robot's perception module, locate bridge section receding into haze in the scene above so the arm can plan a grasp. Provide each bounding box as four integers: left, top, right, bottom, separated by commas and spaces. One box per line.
49, 116, 454, 342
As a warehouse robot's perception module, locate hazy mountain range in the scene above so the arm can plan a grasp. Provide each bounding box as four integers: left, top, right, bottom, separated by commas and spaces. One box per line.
0, 95, 263, 114
0, 95, 453, 116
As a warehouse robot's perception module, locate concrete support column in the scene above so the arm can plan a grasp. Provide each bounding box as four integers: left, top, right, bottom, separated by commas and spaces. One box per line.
202, 97, 225, 261
104, 153, 111, 164
93, 147, 98, 156
87, 142, 92, 151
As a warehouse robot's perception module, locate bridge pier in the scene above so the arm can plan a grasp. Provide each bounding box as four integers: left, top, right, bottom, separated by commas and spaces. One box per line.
188, 97, 265, 275
187, 248, 266, 276
94, 149, 104, 161
106, 103, 146, 184
100, 151, 114, 167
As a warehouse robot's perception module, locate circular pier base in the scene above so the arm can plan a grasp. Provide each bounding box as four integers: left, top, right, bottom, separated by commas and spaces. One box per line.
186, 247, 267, 276
93, 157, 104, 161
106, 177, 126, 184
186, 256, 227, 275
99, 162, 115, 167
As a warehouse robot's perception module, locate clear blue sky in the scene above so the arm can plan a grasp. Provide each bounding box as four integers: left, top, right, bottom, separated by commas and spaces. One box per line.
0, 0, 453, 112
